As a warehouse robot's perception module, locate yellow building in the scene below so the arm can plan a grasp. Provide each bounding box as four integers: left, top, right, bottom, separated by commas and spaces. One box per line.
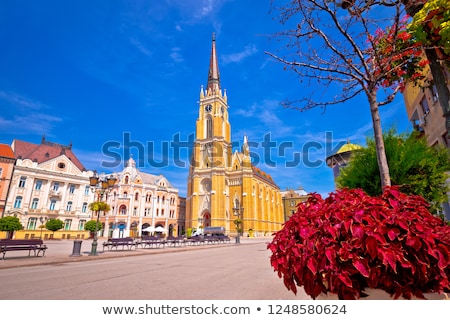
186, 34, 284, 237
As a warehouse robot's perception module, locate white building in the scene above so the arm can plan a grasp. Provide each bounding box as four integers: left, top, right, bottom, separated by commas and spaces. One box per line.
99, 157, 179, 238
4, 138, 95, 232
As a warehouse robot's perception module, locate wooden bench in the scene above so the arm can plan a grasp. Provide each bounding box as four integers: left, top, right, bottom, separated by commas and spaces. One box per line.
102, 237, 136, 251
138, 236, 166, 249
0, 239, 48, 260
166, 236, 185, 247
186, 235, 205, 246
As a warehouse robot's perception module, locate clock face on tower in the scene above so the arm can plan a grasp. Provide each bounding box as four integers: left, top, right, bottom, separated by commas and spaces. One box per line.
205, 104, 212, 112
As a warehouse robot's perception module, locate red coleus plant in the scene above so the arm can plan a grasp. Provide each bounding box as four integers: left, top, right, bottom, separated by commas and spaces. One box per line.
268, 187, 450, 300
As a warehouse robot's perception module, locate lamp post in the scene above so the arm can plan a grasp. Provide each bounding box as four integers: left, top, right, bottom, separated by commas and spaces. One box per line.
233, 199, 244, 244
89, 172, 116, 256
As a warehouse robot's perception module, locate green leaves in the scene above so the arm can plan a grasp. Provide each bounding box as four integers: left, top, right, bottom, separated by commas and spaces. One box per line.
89, 201, 111, 212
0, 216, 23, 232
337, 129, 450, 214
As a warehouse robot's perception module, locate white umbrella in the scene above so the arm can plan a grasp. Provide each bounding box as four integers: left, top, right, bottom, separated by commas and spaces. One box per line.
155, 226, 167, 233
142, 226, 155, 232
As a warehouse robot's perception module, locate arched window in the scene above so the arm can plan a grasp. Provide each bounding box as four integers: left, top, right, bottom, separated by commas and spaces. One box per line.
14, 196, 22, 208
31, 198, 39, 209
206, 115, 213, 138
135, 192, 139, 201
66, 201, 73, 211
119, 205, 127, 215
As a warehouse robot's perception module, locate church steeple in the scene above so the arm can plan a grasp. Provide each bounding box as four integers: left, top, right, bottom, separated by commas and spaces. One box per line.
207, 33, 220, 92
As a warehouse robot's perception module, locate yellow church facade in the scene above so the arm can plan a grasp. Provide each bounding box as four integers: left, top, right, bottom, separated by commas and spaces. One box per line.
186, 34, 284, 237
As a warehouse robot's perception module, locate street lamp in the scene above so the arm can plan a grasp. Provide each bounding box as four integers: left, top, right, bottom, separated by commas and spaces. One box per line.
233, 199, 244, 244
89, 171, 116, 256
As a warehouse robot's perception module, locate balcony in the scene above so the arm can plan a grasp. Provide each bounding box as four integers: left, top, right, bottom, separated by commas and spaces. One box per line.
49, 190, 61, 198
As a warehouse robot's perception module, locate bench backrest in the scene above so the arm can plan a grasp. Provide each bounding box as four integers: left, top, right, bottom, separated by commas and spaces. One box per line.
0, 239, 44, 246
108, 237, 133, 242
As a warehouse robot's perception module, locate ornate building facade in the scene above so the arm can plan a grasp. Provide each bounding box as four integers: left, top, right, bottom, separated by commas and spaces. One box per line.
186, 34, 284, 236
4, 138, 94, 234
98, 157, 179, 238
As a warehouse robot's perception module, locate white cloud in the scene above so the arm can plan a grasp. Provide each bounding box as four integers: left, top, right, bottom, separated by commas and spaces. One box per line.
0, 91, 45, 110
222, 44, 258, 65
0, 91, 62, 135
170, 47, 184, 63
130, 38, 152, 57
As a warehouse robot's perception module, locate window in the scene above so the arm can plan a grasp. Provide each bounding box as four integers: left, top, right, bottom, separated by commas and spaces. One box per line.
69, 184, 75, 194
66, 201, 73, 212
27, 217, 37, 230
133, 207, 137, 216
135, 192, 139, 201
18, 176, 26, 188
58, 162, 66, 169
78, 220, 86, 231
34, 179, 42, 190
49, 199, 56, 210
420, 96, 430, 115
119, 205, 127, 215
206, 116, 213, 138
82, 202, 88, 213
31, 198, 39, 209
52, 182, 60, 192
64, 219, 72, 230
14, 196, 22, 208
431, 83, 439, 103
84, 186, 90, 196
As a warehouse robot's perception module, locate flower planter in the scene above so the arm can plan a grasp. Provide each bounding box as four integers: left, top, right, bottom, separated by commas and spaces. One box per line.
316, 288, 448, 300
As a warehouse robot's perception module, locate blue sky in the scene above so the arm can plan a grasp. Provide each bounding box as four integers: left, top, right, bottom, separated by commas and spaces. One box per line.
0, 0, 412, 197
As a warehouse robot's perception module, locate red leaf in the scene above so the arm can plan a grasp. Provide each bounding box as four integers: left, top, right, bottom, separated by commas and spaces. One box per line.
307, 257, 318, 274
366, 236, 378, 259
353, 259, 370, 277
338, 272, 353, 287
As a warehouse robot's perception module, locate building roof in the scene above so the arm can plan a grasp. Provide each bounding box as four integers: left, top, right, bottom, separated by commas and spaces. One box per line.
252, 166, 279, 189
336, 141, 362, 154
11, 138, 86, 171
207, 32, 220, 92
0, 143, 15, 159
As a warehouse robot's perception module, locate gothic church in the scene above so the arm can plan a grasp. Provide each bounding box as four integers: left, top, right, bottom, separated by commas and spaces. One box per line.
186, 34, 284, 236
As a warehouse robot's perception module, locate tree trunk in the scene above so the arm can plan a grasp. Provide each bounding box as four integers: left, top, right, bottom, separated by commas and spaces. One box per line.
368, 89, 391, 190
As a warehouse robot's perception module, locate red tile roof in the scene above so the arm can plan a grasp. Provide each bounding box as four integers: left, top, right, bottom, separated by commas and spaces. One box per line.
0, 144, 15, 159
12, 139, 86, 171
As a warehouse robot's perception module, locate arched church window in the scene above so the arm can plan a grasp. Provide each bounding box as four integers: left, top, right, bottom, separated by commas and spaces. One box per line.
206, 116, 213, 138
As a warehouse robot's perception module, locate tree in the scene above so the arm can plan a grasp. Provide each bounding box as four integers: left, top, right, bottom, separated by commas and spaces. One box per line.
267, 1, 427, 190
84, 220, 103, 232
88, 201, 111, 213
45, 218, 64, 236
0, 216, 23, 238
337, 129, 450, 213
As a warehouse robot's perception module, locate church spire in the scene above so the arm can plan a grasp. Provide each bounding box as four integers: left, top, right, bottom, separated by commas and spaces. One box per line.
207, 32, 220, 92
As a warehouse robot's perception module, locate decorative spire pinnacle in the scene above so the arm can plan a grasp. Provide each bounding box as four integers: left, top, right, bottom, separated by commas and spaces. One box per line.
207, 32, 220, 92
